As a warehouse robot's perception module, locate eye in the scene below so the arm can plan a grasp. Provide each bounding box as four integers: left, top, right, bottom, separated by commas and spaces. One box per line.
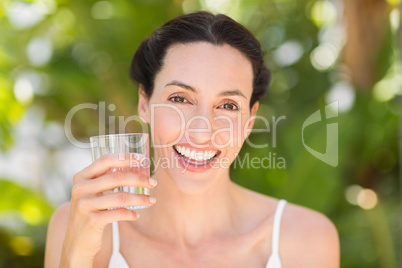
219, 102, 239, 111
169, 95, 189, 104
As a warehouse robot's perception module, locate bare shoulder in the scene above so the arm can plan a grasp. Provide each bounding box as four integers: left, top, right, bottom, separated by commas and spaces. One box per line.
50, 201, 71, 224
280, 202, 340, 268
236, 186, 340, 268
209, 183, 339, 267
47, 202, 71, 235
44, 202, 71, 268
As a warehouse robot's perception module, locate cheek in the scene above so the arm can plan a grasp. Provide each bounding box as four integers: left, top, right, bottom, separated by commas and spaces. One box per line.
152, 107, 184, 143
212, 115, 249, 150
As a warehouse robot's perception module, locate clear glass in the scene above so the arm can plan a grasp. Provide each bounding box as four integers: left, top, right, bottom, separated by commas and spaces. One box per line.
90, 133, 150, 210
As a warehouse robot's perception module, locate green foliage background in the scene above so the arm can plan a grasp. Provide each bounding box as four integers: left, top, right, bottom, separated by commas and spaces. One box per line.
0, 0, 400, 267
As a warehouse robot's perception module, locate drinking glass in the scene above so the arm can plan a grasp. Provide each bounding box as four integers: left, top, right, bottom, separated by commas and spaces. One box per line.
90, 133, 150, 210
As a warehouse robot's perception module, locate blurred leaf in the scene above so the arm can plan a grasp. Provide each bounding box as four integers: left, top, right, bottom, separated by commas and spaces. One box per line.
0, 179, 54, 225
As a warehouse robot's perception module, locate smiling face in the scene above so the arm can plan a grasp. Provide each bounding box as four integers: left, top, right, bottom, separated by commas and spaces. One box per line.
138, 42, 258, 191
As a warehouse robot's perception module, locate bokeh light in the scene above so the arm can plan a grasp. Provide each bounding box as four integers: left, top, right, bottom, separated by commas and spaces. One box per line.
326, 81, 355, 112
310, 43, 338, 71
91, 1, 113, 20
274, 40, 304, 67
386, 0, 401, 6
345, 185, 379, 210
6, 1, 47, 29
13, 75, 34, 105
345, 184, 363, 205
309, 0, 337, 28
357, 189, 378, 210
26, 37, 53, 66
389, 8, 400, 30
9, 236, 35, 256
20, 201, 43, 225
373, 75, 402, 102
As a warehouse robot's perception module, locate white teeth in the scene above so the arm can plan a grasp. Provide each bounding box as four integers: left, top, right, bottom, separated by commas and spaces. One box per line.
195, 152, 204, 161
176, 145, 182, 153
174, 146, 217, 162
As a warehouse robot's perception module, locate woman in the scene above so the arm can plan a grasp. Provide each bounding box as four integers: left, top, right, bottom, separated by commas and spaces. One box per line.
45, 11, 340, 267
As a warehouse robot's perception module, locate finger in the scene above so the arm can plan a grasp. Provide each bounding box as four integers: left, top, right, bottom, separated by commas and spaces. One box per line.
79, 192, 156, 212
73, 171, 157, 197
95, 208, 140, 226
77, 153, 147, 181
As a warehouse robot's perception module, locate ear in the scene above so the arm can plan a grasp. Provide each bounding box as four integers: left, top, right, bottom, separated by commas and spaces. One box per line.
138, 85, 150, 124
245, 101, 259, 137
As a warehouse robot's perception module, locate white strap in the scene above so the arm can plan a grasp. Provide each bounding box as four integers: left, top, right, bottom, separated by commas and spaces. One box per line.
271, 199, 287, 255
109, 222, 130, 268
112, 221, 120, 253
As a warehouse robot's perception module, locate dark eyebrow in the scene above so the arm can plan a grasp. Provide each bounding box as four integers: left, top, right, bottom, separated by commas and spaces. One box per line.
165, 80, 247, 99
217, 90, 247, 99
165, 80, 197, 93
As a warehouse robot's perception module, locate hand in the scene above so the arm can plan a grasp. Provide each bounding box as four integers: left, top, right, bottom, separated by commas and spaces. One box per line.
60, 153, 157, 267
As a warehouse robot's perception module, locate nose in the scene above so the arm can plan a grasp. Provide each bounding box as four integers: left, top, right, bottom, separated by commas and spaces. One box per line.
185, 112, 213, 147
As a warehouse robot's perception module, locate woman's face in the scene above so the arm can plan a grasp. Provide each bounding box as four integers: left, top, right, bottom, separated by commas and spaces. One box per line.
138, 42, 258, 190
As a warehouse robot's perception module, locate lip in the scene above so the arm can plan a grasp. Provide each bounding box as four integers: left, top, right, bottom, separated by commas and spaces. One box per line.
174, 143, 220, 153
173, 145, 221, 173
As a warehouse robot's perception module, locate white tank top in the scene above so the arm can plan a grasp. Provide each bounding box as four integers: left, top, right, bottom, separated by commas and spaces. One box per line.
108, 199, 287, 268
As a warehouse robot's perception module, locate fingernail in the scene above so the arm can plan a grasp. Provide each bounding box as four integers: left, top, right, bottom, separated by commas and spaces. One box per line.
149, 196, 157, 203
149, 178, 157, 186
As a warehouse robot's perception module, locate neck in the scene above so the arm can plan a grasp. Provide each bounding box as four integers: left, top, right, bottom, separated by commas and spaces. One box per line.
136, 167, 242, 248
